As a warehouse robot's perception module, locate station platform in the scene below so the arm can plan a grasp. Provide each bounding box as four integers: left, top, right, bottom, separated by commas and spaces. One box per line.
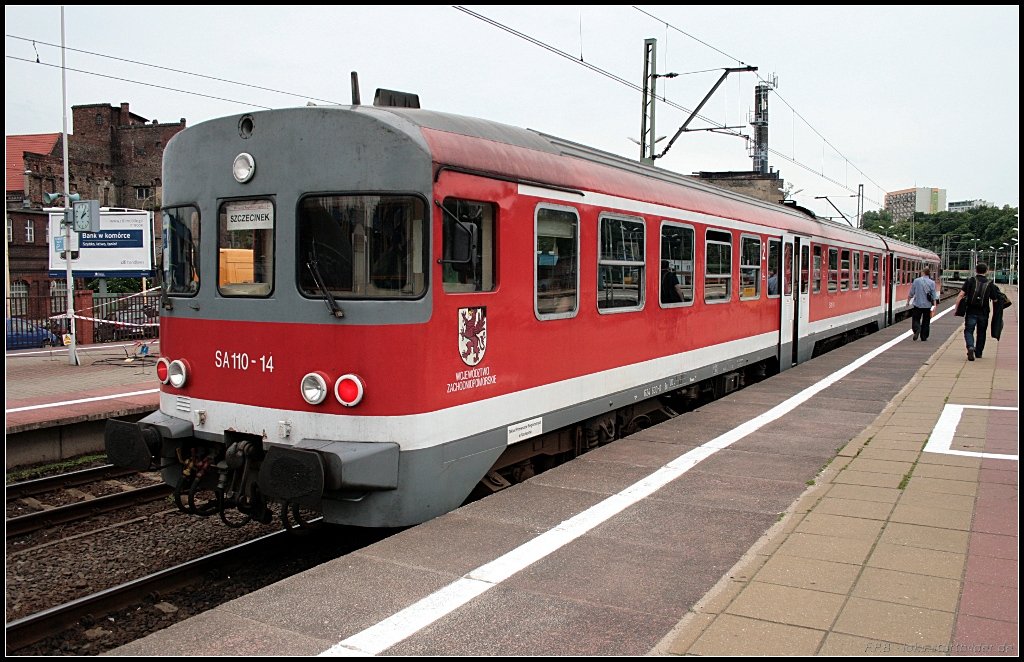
5, 340, 160, 467
5, 292, 1017, 656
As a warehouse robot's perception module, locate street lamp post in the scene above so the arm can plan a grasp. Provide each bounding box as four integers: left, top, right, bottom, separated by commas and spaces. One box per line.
58, 7, 79, 366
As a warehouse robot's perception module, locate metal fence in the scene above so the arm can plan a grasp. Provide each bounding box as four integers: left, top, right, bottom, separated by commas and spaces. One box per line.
8, 292, 160, 345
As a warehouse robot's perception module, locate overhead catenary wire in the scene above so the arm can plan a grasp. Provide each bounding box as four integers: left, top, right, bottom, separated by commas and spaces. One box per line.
631, 6, 888, 199
10, 9, 886, 206
456, 6, 885, 207
6, 33, 343, 106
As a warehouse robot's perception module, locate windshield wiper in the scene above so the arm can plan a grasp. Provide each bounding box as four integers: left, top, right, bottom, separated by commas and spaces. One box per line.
306, 245, 344, 319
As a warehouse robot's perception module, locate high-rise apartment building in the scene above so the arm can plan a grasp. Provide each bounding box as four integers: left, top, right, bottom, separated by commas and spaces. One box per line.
884, 187, 947, 223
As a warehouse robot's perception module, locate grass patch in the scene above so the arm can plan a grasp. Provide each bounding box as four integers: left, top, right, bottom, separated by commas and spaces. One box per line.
805, 479, 816, 486
5, 453, 107, 484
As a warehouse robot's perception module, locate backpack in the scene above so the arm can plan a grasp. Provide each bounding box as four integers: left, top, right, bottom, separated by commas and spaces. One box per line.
965, 276, 992, 313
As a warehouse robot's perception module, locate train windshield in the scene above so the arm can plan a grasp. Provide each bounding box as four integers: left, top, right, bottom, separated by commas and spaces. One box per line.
297, 195, 427, 299
163, 205, 200, 295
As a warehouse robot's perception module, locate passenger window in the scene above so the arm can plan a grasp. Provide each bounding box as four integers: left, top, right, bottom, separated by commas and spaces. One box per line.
218, 199, 274, 297
740, 236, 761, 300
828, 248, 838, 292
852, 252, 860, 290
660, 223, 694, 306
704, 229, 732, 303
598, 214, 645, 312
872, 254, 880, 287
441, 198, 496, 293
536, 205, 578, 319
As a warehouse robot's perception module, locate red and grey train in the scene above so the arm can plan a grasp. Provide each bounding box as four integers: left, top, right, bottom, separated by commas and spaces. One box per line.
105, 100, 939, 529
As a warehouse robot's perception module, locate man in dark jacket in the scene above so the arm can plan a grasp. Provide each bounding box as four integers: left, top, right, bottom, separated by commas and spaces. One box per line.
955, 263, 1002, 361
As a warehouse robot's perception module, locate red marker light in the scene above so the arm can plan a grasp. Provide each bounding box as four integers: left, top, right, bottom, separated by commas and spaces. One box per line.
156, 358, 170, 384
334, 374, 365, 407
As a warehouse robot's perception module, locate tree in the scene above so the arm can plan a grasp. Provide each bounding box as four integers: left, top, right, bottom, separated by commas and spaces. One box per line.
86, 277, 143, 294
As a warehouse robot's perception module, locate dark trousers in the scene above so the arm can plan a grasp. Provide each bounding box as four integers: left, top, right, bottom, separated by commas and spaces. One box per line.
911, 307, 932, 340
964, 312, 989, 356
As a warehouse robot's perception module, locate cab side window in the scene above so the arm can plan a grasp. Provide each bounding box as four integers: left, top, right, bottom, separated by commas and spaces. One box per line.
441, 198, 496, 293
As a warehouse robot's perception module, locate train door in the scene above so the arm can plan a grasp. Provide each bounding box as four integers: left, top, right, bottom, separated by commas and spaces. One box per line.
779, 233, 810, 370
884, 252, 895, 326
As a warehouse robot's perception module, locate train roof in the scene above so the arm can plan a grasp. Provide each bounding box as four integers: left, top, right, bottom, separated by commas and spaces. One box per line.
373, 107, 936, 258
188, 104, 938, 260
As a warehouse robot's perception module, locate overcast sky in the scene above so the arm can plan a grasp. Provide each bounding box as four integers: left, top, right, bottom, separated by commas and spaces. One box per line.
5, 5, 1020, 221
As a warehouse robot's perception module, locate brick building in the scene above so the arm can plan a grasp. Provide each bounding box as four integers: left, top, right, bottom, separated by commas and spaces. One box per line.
5, 102, 186, 313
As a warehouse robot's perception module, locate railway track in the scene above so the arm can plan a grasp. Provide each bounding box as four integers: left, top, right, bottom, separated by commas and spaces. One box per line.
5, 464, 135, 501
4, 527, 296, 652
5, 483, 173, 537
6, 463, 171, 538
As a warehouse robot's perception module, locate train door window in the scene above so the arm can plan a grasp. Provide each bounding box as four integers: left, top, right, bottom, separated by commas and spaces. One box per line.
441, 198, 496, 293
660, 223, 694, 306
828, 248, 839, 292
812, 245, 822, 293
840, 249, 851, 291
536, 205, 579, 319
852, 252, 860, 290
800, 244, 810, 294
219, 199, 275, 297
767, 239, 781, 297
740, 235, 761, 300
704, 229, 732, 303
598, 214, 645, 312
163, 205, 200, 296
783, 242, 793, 296
872, 254, 880, 287
297, 195, 427, 299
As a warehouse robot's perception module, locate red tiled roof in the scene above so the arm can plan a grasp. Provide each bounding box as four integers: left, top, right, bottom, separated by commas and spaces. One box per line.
6, 133, 61, 192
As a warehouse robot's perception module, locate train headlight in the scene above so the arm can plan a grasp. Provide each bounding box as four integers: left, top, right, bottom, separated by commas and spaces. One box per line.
334, 374, 365, 407
156, 358, 171, 384
232, 152, 255, 183
300, 372, 330, 405
168, 359, 190, 388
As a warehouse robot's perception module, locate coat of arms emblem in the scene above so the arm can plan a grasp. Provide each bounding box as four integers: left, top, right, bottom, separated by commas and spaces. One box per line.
458, 307, 487, 366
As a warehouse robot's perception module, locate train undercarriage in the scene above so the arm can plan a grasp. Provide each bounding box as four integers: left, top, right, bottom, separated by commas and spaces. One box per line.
107, 320, 890, 531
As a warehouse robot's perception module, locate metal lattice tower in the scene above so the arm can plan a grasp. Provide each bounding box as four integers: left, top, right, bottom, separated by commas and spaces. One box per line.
750, 79, 773, 174
639, 38, 657, 165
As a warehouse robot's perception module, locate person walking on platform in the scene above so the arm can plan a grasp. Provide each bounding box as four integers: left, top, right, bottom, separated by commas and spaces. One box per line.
907, 265, 937, 341
954, 262, 1001, 361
